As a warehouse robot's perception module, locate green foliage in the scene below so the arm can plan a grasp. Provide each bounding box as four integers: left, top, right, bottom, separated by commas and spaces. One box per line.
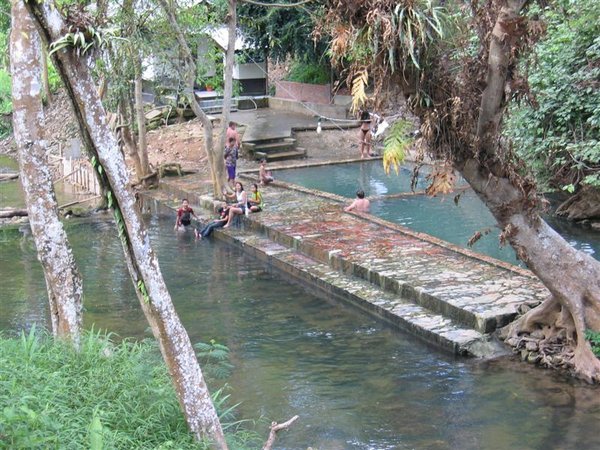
49, 27, 122, 57
0, 329, 259, 449
195, 339, 234, 380
238, 1, 328, 63
0, 68, 12, 139
284, 61, 330, 85
0, 69, 11, 115
47, 60, 63, 93
505, 0, 600, 191
383, 120, 412, 175
0, 30, 9, 71
585, 329, 600, 357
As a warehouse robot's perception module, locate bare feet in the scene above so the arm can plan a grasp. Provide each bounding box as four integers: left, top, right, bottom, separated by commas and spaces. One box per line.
223, 224, 230, 228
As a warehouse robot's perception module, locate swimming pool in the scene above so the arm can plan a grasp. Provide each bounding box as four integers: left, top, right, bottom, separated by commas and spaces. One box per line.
275, 161, 600, 265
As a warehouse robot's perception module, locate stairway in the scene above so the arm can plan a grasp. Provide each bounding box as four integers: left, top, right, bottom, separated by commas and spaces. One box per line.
214, 226, 500, 356
243, 137, 306, 162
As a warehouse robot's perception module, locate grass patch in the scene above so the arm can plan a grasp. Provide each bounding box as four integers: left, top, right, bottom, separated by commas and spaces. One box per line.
0, 328, 260, 449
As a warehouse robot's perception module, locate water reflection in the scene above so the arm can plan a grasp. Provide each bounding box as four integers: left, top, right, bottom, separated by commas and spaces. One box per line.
0, 217, 599, 449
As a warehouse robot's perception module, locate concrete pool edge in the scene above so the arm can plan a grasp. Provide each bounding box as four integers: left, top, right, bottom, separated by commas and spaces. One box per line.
142, 187, 523, 359
237, 173, 537, 280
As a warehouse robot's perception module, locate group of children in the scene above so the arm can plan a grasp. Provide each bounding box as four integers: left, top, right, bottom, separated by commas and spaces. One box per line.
174, 118, 374, 239
174, 181, 265, 239
174, 120, 274, 240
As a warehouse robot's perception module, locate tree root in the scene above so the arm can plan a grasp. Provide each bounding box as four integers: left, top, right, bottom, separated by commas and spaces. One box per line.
501, 294, 600, 383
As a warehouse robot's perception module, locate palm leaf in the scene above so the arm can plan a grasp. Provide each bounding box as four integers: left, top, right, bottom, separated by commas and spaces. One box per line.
351, 69, 369, 113
383, 120, 412, 175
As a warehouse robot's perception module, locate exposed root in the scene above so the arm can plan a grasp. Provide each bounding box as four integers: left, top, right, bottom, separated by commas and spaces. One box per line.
572, 340, 600, 383
501, 294, 600, 384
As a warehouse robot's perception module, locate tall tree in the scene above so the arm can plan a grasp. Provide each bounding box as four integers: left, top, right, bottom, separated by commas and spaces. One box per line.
322, 0, 600, 382
10, 0, 82, 347
156, 0, 228, 197
238, 0, 327, 63
25, 1, 229, 444
218, 0, 237, 152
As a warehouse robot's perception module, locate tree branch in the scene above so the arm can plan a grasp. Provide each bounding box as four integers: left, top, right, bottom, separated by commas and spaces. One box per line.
262, 415, 299, 450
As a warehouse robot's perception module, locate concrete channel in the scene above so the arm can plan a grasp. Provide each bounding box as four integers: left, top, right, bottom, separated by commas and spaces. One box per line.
143, 170, 549, 359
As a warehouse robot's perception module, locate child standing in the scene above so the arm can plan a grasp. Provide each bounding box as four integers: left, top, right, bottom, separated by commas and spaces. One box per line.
224, 136, 238, 185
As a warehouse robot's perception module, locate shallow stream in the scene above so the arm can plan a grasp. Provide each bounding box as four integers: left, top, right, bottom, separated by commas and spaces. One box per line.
1, 216, 599, 449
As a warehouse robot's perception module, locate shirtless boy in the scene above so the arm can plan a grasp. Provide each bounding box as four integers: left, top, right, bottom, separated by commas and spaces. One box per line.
344, 190, 370, 213
258, 159, 274, 185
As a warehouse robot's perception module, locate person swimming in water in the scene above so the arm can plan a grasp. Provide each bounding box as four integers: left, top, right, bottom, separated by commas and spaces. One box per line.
344, 190, 370, 213
174, 198, 199, 231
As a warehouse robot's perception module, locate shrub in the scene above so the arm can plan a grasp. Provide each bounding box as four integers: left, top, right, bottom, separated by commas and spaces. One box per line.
585, 329, 600, 357
505, 0, 600, 192
284, 61, 329, 85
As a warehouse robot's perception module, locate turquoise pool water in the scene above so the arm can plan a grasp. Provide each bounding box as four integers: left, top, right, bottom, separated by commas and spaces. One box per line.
275, 161, 600, 265
1, 217, 599, 449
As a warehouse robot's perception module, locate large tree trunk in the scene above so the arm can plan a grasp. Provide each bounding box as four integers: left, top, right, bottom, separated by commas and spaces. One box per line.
26, 2, 228, 445
10, 0, 82, 347
156, 0, 227, 197
460, 0, 600, 382
218, 0, 237, 152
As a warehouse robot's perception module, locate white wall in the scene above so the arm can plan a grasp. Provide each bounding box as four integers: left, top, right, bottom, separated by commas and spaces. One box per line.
233, 62, 266, 80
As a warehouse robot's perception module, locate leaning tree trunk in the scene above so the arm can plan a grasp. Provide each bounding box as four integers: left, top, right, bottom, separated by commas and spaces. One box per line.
25, 1, 228, 446
10, 0, 82, 347
156, 0, 227, 197
460, 0, 600, 382
218, 0, 237, 152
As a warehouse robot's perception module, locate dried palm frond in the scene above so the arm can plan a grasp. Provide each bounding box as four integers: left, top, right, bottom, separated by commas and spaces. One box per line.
351, 68, 369, 113
425, 165, 456, 196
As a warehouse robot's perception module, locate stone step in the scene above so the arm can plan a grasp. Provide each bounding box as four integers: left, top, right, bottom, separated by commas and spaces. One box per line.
213, 227, 502, 357
259, 149, 307, 162
253, 140, 296, 153
241, 218, 525, 334
153, 183, 541, 357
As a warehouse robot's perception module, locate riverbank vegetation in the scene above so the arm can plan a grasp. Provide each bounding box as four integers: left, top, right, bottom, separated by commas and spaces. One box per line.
505, 0, 600, 195
0, 328, 259, 449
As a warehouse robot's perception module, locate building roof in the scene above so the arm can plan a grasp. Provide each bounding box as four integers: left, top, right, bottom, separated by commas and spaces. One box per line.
206, 26, 249, 52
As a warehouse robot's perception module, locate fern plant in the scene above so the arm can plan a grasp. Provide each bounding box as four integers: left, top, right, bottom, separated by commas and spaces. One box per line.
351, 68, 369, 113
194, 339, 234, 380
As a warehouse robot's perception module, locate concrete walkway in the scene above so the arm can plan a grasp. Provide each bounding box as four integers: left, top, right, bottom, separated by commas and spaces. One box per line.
230, 109, 358, 143
149, 171, 548, 358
